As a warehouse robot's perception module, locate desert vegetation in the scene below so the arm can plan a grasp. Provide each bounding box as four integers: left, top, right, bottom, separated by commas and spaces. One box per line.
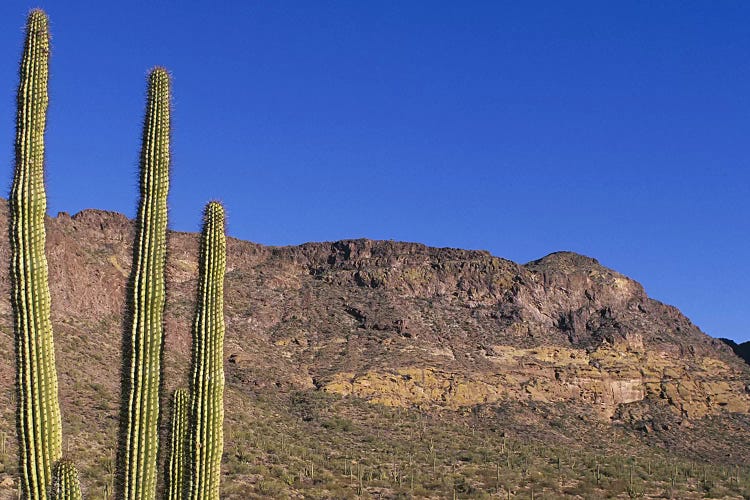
1, 7, 750, 500
7, 10, 226, 500
10, 9, 66, 498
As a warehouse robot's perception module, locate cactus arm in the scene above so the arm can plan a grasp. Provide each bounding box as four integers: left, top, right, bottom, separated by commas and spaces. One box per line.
188, 202, 226, 500
51, 460, 82, 500
119, 67, 171, 500
166, 388, 189, 500
10, 10, 62, 499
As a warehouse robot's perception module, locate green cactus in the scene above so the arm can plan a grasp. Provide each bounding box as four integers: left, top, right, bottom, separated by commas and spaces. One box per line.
188, 202, 226, 500
166, 388, 189, 500
119, 67, 172, 500
10, 9, 63, 499
51, 460, 82, 500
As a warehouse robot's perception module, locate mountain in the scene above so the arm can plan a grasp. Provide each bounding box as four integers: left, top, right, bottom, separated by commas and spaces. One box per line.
0, 204, 748, 498
720, 338, 750, 366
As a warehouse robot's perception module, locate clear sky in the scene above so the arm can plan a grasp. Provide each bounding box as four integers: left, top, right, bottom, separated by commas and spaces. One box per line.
0, 2, 748, 342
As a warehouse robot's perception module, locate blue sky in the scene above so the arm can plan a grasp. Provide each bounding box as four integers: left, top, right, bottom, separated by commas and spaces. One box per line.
0, 2, 748, 342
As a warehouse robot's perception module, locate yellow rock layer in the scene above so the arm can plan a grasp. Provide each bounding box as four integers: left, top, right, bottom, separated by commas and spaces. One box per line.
324, 344, 750, 420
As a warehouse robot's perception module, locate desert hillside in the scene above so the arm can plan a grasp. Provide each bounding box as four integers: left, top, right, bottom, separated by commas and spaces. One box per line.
0, 204, 749, 498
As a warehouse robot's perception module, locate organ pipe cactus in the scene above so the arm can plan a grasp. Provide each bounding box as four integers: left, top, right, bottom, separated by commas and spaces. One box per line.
188, 202, 226, 500
10, 10, 63, 499
51, 460, 82, 500
120, 67, 172, 500
166, 388, 189, 500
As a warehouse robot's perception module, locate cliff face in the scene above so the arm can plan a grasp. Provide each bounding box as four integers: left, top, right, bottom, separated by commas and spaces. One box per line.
0, 206, 748, 421
0, 205, 748, 496
275, 240, 750, 422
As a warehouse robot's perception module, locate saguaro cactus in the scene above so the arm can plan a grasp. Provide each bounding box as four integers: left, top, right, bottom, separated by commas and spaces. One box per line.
120, 67, 172, 500
51, 460, 82, 500
166, 388, 189, 500
10, 9, 63, 499
188, 202, 226, 500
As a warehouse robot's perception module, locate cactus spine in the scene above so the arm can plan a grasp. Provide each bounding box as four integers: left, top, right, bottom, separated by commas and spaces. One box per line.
188, 202, 226, 500
10, 10, 63, 499
166, 388, 189, 500
120, 68, 172, 500
51, 461, 82, 500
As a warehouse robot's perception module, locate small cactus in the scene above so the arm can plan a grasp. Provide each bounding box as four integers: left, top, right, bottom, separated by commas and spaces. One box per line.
188, 202, 227, 500
119, 67, 172, 500
51, 461, 82, 500
166, 389, 190, 500
10, 9, 63, 499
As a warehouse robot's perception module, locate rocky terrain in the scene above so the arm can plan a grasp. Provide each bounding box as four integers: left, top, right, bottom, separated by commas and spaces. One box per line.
721, 338, 750, 366
0, 203, 749, 498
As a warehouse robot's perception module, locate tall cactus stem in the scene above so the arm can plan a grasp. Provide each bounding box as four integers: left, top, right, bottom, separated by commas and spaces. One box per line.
188, 202, 226, 500
51, 460, 82, 500
166, 388, 189, 500
119, 67, 172, 500
10, 9, 62, 499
